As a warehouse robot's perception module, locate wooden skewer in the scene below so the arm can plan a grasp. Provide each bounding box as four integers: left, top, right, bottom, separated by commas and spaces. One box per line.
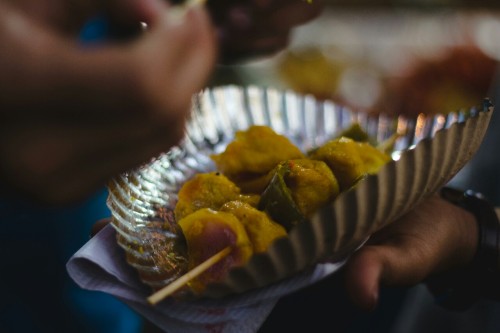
147, 246, 232, 305
377, 132, 401, 154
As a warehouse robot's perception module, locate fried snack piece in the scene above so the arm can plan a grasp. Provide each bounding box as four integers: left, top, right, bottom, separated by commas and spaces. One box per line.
309, 136, 391, 191
357, 141, 392, 175
238, 193, 261, 208
285, 159, 340, 217
211, 125, 304, 193
221, 200, 287, 253
174, 172, 241, 221
177, 208, 253, 295
259, 159, 339, 231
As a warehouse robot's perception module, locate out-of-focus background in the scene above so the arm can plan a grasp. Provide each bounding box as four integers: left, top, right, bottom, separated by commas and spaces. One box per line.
213, 3, 500, 116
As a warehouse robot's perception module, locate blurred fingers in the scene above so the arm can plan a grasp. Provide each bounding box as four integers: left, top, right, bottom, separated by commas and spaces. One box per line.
0, 114, 186, 205
103, 0, 170, 31
344, 242, 437, 312
343, 195, 479, 312
267, 0, 324, 31
130, 4, 216, 118
215, 0, 323, 62
219, 30, 290, 62
221, 0, 324, 32
344, 248, 383, 311
161, 6, 217, 102
51, 122, 185, 203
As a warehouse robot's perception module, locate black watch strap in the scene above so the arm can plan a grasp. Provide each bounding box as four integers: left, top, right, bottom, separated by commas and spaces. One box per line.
426, 187, 500, 310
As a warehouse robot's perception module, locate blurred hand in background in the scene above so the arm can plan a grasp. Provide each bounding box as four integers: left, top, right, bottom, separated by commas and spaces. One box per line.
209, 0, 324, 62
0, 0, 322, 205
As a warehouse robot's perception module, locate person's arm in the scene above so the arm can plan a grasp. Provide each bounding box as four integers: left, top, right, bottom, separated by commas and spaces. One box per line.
425, 188, 500, 310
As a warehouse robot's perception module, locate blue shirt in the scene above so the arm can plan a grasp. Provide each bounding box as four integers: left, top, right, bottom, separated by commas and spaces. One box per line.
0, 189, 142, 333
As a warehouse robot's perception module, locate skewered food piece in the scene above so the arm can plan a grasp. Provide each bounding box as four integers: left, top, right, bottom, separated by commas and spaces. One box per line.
308, 136, 391, 191
283, 159, 340, 217
174, 172, 241, 221
177, 208, 253, 294
166, 124, 390, 295
221, 200, 287, 253
259, 159, 340, 231
211, 125, 304, 193
176, 202, 286, 294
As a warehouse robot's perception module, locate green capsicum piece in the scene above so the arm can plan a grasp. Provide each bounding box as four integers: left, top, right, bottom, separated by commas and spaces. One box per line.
258, 162, 306, 232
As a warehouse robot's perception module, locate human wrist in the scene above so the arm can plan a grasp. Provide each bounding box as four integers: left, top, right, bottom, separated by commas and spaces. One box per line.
426, 186, 500, 310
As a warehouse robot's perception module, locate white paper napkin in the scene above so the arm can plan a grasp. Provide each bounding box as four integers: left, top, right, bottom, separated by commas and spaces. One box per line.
66, 225, 345, 333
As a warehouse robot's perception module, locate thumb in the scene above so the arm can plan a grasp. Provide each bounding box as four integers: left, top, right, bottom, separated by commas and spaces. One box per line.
343, 247, 384, 311
344, 241, 441, 311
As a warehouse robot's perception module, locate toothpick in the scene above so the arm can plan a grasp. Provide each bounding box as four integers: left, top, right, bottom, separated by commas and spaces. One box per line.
147, 246, 232, 305
377, 132, 401, 154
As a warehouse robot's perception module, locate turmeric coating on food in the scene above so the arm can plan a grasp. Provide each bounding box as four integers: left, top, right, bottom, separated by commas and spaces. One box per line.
169, 124, 390, 295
